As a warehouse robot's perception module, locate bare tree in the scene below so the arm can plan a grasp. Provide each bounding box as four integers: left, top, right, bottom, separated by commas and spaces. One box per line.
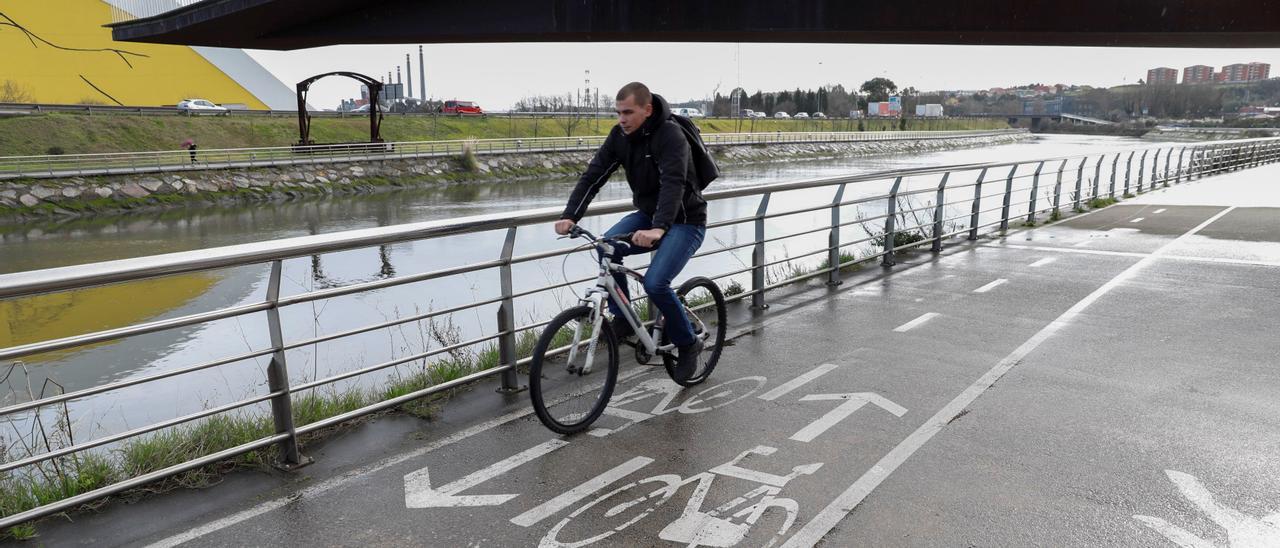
1, 80, 34, 103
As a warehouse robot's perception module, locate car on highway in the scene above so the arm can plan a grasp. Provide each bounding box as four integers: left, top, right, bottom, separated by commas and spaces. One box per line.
351, 104, 373, 113
177, 99, 228, 116
812, 112, 827, 119
441, 100, 484, 115
774, 111, 790, 119
794, 112, 809, 119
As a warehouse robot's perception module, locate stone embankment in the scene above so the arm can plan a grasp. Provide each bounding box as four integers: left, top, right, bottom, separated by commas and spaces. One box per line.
0, 132, 1029, 219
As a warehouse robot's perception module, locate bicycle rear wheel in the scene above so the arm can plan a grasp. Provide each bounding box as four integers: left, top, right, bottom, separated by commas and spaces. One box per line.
662, 277, 727, 387
529, 305, 620, 434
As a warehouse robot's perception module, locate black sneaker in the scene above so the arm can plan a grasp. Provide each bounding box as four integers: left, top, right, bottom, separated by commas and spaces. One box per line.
610, 316, 635, 341
673, 339, 703, 382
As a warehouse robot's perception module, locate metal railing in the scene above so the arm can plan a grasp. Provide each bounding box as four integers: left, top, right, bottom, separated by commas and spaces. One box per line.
0, 129, 1021, 181
1, 135, 1276, 528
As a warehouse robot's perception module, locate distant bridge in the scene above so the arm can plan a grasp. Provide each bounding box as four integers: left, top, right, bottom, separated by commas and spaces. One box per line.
968, 113, 1113, 128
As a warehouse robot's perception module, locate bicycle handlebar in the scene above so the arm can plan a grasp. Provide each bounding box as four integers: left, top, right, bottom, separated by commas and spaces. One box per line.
568, 225, 634, 246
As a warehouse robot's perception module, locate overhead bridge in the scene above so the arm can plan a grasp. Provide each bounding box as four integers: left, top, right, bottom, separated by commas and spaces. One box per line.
108, 0, 1280, 49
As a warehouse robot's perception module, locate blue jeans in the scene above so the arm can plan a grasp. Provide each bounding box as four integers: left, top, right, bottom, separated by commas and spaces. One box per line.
602, 211, 705, 347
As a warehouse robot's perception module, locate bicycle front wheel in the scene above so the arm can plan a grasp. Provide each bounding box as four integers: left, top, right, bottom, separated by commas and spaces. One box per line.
529, 305, 620, 435
663, 277, 727, 387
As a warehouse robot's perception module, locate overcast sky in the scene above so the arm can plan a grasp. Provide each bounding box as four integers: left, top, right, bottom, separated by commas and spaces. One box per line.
246, 43, 1280, 111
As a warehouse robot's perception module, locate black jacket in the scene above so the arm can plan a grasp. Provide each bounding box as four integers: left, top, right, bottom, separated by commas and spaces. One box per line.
560, 94, 707, 230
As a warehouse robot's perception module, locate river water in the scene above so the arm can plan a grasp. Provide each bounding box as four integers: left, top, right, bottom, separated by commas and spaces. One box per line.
0, 134, 1177, 445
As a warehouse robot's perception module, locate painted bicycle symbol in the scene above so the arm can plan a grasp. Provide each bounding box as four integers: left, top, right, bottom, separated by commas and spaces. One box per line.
540, 445, 822, 548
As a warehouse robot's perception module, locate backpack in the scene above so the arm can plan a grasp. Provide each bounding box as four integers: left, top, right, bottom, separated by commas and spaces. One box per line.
650, 114, 720, 190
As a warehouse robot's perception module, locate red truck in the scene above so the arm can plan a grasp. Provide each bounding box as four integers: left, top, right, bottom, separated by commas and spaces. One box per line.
440, 100, 483, 115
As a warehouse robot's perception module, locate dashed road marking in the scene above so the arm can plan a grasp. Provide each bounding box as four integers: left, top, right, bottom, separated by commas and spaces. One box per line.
758, 363, 842, 402
509, 456, 654, 527
973, 279, 1008, 293
1153, 208, 1167, 214
1131, 217, 1145, 223
1029, 258, 1056, 268
893, 313, 939, 333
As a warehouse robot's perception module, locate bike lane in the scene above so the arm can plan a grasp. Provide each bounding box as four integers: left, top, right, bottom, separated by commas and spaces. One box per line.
129, 226, 1165, 548
817, 208, 1280, 547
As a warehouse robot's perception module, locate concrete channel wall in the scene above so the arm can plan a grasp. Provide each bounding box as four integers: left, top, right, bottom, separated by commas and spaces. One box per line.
0, 132, 1030, 220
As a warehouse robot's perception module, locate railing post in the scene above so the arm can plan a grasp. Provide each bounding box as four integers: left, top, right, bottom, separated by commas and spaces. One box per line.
1052, 159, 1067, 218
1137, 150, 1147, 193
999, 166, 1016, 231
882, 177, 904, 266
967, 168, 987, 240
1153, 148, 1161, 184
1073, 158, 1086, 211
1092, 155, 1103, 201
827, 184, 846, 286
1026, 161, 1044, 224
931, 173, 950, 252
1109, 153, 1120, 198
1163, 148, 1173, 186
1124, 151, 1134, 196
496, 227, 523, 393
751, 193, 771, 309
265, 260, 310, 470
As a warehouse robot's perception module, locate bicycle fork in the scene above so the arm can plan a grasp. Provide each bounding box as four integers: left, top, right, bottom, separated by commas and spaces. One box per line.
566, 294, 607, 376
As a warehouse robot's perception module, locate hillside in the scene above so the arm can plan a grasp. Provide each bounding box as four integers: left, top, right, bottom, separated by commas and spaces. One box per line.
0, 113, 1007, 156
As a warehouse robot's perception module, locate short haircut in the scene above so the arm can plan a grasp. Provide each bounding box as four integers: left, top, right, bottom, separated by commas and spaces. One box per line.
616, 82, 652, 106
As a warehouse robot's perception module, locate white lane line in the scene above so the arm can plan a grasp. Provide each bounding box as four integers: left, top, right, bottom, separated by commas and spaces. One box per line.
781, 206, 1237, 548
144, 367, 654, 548
893, 313, 939, 333
510, 456, 654, 527
1153, 208, 1167, 214
758, 363, 842, 401
1072, 238, 1094, 247
1131, 217, 1146, 223
972, 279, 1008, 293
996, 244, 1280, 268
1029, 257, 1056, 268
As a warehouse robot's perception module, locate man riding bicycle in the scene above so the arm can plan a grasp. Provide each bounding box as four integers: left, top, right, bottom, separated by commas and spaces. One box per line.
554, 82, 707, 382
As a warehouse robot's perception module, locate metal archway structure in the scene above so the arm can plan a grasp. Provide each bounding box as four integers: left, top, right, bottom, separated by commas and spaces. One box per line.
296, 71, 384, 146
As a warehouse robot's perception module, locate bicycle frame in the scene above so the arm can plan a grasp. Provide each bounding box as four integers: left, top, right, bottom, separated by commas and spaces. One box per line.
566, 236, 675, 373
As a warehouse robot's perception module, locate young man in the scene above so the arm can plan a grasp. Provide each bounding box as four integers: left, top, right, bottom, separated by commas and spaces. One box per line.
554, 82, 707, 381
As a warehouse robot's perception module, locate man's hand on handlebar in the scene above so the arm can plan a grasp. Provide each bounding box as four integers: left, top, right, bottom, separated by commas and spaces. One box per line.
632, 228, 665, 247
554, 219, 576, 235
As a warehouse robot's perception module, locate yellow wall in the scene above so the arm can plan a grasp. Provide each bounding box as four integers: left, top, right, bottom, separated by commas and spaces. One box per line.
0, 1, 269, 108
0, 273, 219, 363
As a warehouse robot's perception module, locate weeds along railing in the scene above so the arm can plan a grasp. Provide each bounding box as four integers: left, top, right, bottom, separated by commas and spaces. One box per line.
0, 129, 1022, 181
0, 136, 1277, 529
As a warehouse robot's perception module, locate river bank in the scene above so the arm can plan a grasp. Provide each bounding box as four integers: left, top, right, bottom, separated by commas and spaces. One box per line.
0, 132, 1029, 221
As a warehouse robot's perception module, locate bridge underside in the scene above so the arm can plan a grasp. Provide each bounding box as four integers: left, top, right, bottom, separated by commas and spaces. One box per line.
111, 0, 1280, 49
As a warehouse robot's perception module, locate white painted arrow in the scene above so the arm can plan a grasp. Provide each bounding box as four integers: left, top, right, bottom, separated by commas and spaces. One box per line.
404, 439, 568, 508
791, 393, 908, 443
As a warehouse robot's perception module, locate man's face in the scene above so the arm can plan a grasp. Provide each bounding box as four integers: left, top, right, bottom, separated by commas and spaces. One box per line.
615, 95, 652, 135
